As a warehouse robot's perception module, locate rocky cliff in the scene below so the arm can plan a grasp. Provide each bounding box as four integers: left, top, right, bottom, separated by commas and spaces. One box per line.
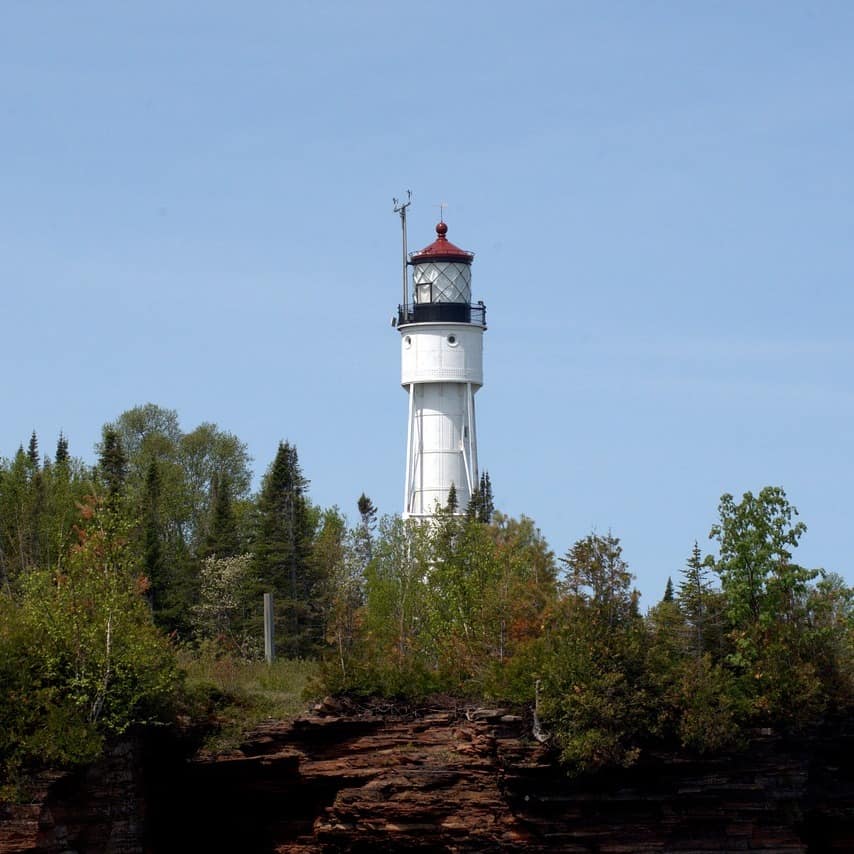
2, 700, 852, 852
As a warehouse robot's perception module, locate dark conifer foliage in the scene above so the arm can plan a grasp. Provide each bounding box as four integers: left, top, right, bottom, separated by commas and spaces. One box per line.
357, 493, 377, 533
203, 472, 241, 558
479, 472, 494, 521
446, 482, 459, 514
353, 493, 377, 570
2, 409, 852, 784
55, 433, 69, 465
98, 427, 128, 498
679, 541, 714, 658
253, 441, 317, 657
466, 471, 494, 523
1, 435, 90, 581
26, 431, 39, 469
142, 459, 167, 615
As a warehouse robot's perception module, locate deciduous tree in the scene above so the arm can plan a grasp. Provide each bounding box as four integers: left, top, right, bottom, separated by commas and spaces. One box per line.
539, 533, 647, 774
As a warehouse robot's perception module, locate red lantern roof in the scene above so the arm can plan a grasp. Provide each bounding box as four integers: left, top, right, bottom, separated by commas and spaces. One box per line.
410, 222, 474, 264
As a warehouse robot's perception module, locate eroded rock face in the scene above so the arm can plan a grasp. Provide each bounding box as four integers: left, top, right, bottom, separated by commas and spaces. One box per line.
2, 702, 853, 853
151, 701, 854, 853
0, 740, 146, 854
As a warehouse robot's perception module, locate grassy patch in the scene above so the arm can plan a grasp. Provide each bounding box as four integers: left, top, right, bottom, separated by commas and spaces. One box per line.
178, 652, 319, 752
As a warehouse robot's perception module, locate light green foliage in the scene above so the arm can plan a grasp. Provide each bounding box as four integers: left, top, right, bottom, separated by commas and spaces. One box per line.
706, 487, 833, 725
0, 449, 32, 581
709, 487, 813, 632
538, 533, 647, 775
4, 410, 852, 784
486, 514, 556, 661
179, 652, 317, 751
315, 497, 376, 683
106, 404, 252, 543
429, 512, 558, 694
0, 594, 102, 787
0, 498, 178, 786
359, 515, 434, 693
429, 513, 499, 685
179, 423, 252, 509
313, 508, 366, 680
20, 499, 178, 733
334, 511, 558, 698
0, 438, 92, 585
100, 404, 254, 634
805, 572, 854, 704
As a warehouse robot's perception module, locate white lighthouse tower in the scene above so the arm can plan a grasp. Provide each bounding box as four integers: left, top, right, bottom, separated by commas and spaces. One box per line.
397, 218, 486, 518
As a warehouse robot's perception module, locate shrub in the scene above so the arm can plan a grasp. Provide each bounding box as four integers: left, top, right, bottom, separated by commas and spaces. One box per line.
0, 499, 179, 789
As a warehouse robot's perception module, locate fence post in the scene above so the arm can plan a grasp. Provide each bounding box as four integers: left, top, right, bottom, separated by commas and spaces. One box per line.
263, 592, 275, 664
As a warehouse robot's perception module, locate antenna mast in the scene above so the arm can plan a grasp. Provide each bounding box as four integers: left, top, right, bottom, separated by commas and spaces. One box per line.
393, 190, 412, 321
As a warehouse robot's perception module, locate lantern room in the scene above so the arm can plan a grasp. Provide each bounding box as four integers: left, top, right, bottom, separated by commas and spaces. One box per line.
406, 222, 477, 324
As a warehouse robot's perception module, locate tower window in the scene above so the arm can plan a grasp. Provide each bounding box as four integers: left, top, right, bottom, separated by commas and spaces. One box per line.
447, 335, 458, 346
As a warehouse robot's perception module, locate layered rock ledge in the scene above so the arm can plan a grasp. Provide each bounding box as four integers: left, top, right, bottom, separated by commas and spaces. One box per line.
2, 699, 852, 852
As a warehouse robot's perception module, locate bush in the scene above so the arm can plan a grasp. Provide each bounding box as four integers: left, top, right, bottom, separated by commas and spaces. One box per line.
676, 655, 744, 753
0, 500, 179, 790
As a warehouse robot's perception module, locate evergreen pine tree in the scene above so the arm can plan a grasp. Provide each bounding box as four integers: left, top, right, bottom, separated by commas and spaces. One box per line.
142, 459, 168, 617
678, 541, 713, 659
26, 431, 39, 470
663, 576, 674, 602
203, 472, 240, 558
2, 448, 32, 574
446, 482, 459, 514
477, 471, 494, 523
99, 428, 128, 499
465, 483, 480, 519
357, 493, 377, 533
355, 492, 377, 568
465, 471, 494, 522
254, 441, 316, 657
55, 433, 69, 465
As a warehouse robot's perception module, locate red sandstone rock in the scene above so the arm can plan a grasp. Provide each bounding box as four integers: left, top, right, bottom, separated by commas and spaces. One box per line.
1, 704, 852, 852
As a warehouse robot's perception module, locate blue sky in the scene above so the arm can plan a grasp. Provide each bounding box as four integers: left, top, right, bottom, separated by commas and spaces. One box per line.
2, 2, 852, 604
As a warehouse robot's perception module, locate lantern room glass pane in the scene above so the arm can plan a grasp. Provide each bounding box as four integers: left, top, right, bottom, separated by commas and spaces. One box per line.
412, 262, 471, 304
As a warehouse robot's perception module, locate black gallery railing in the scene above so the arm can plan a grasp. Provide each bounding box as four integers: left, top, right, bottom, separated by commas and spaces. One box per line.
397, 302, 487, 328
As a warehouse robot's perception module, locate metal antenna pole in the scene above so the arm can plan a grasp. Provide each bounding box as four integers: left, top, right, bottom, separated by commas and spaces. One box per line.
393, 190, 412, 320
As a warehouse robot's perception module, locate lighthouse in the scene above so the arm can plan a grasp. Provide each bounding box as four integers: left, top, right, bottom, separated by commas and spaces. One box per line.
397, 219, 486, 518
